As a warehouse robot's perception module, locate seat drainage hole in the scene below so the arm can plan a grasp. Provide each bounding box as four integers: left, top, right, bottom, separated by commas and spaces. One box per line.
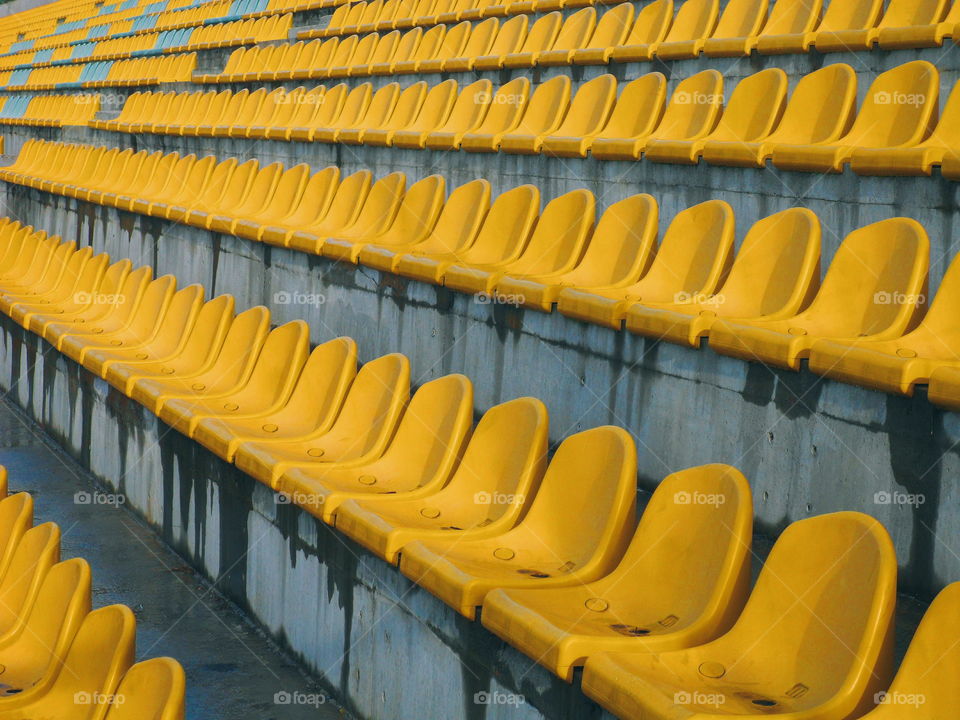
610, 624, 650, 636
517, 569, 550, 578
752, 699, 777, 707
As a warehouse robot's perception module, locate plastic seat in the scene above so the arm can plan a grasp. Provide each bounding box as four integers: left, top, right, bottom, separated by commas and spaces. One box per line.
760, 0, 881, 52
809, 249, 960, 396
396, 426, 636, 620
412, 20, 470, 72
284, 171, 374, 252
569, 3, 635, 64
276, 374, 473, 523
497, 11, 563, 69
359, 180, 491, 272
157, 320, 310, 437
858, 582, 960, 718
710, 218, 929, 370
854, 79, 960, 176
772, 61, 939, 173
334, 397, 548, 564
469, 14, 528, 70
659, 0, 762, 58
102, 294, 235, 396
630, 0, 717, 60
0, 523, 60, 644
704, 64, 856, 168
444, 189, 595, 294
558, 200, 735, 329
538, 74, 619, 157
592, 70, 722, 160
104, 658, 186, 720
522, 7, 597, 66
421, 79, 493, 150
193, 337, 357, 462
627, 208, 821, 346
646, 68, 786, 164
816, 0, 945, 51
0, 492, 36, 590
392, 79, 481, 149
233, 353, 410, 487
1, 605, 135, 720
0, 559, 91, 704
582, 511, 897, 720
365, 81, 454, 146
438, 16, 499, 70
457, 76, 534, 152
876, 0, 960, 48
496, 194, 658, 312
496, 74, 572, 154
482, 464, 752, 682
391, 24, 447, 74
130, 306, 270, 413
235, 166, 339, 242
710, 0, 812, 55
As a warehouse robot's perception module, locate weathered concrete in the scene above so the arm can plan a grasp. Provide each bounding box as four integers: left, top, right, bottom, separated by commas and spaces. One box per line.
3, 181, 960, 604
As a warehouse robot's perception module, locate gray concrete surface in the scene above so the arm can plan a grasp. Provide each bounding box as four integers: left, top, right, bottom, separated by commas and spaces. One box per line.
0, 396, 346, 720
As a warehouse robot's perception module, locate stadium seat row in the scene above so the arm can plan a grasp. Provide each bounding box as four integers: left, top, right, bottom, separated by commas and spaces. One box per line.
298, 0, 960, 55
0, 217, 955, 719
0, 94, 100, 127
4, 139, 960, 407
114, 61, 959, 175
0, 52, 196, 91
0, 469, 184, 718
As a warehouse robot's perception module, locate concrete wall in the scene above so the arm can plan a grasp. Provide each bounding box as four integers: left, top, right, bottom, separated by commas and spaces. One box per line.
3, 181, 960, 603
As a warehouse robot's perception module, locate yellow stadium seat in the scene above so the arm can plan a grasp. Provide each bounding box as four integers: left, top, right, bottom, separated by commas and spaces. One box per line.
296, 83, 374, 142
444, 189, 594, 294
249, 167, 340, 243
853, 79, 960, 176
703, 63, 856, 168
285, 171, 374, 251
366, 80, 455, 146
360, 179, 491, 272
482, 464, 752, 682
230, 163, 313, 239
878, 0, 960, 47
710, 218, 929, 370
558, 200, 734, 328
323, 174, 446, 262
607, 0, 675, 61
233, 353, 410, 487
709, 0, 808, 54
761, 0, 881, 53
582, 512, 897, 720
392, 24, 447, 73
392, 79, 476, 148
646, 67, 786, 164
193, 337, 357, 463
660, 0, 763, 58
627, 208, 821, 346
27, 257, 129, 340
569, 2, 635, 64
497, 74, 572, 153
0, 523, 59, 643
772, 61, 939, 173
0, 493, 34, 582
470, 15, 530, 70
275, 374, 473, 523
499, 11, 563, 67
816, 0, 945, 51
538, 74, 619, 157
334, 396, 548, 564
528, 7, 598, 65
334, 83, 413, 144
105, 658, 186, 720
808, 249, 960, 396
496, 194, 657, 312
439, 16, 499, 69
648, 0, 719, 59
458, 76, 533, 151
397, 426, 636, 620
414, 19, 471, 71
592, 70, 719, 160
423, 78, 498, 150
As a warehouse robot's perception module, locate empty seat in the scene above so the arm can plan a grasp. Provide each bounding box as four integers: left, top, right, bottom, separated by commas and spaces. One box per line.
607, 0, 674, 62
809, 249, 960, 396
815, 0, 946, 51
704, 64, 856, 168
877, 0, 960, 47
569, 3, 635, 64
426, 77, 526, 150
627, 208, 820, 346
709, 0, 817, 55
497, 194, 658, 311
558, 200, 735, 328
645, 67, 787, 164
392, 79, 481, 148
772, 61, 938, 173
582, 512, 897, 720
592, 70, 722, 160
460, 75, 555, 152
482, 464, 752, 682
645, 0, 719, 60
760, 0, 881, 53
660, 0, 764, 58
710, 218, 929, 370
397, 426, 637, 619
105, 658, 186, 720
275, 374, 474, 523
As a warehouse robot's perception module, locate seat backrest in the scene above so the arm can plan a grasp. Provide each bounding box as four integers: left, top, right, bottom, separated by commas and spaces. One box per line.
0, 522, 59, 635
519, 11, 562, 52
513, 73, 570, 135
459, 16, 499, 56
382, 81, 427, 129
438, 78, 491, 132
405, 78, 457, 130
662, 0, 719, 42
588, 3, 634, 47
712, 0, 767, 37
761, 0, 821, 33
635, 199, 735, 301
844, 60, 938, 147
268, 337, 358, 430
460, 185, 540, 265
651, 69, 723, 140
802, 217, 929, 335
413, 179, 491, 255
552, 7, 597, 50
818, 0, 883, 31
509, 189, 595, 275
487, 13, 528, 54
105, 658, 186, 720
715, 207, 821, 317
554, 73, 617, 135
766, 63, 856, 145
626, 0, 674, 44
708, 67, 787, 142
470, 76, 530, 134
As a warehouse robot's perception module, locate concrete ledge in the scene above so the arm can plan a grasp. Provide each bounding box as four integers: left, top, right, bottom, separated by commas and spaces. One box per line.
3, 179, 959, 601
